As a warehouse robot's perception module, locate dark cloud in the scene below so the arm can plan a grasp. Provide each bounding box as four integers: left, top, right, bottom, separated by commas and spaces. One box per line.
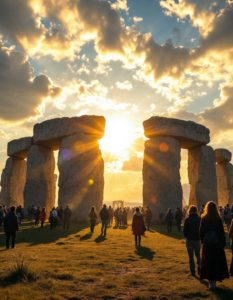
0, 41, 63, 122
122, 156, 142, 172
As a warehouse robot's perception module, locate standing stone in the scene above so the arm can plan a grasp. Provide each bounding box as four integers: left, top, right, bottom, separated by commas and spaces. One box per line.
0, 157, 26, 207
215, 149, 233, 207
54, 174, 58, 205
7, 137, 33, 159
58, 133, 104, 221
188, 145, 218, 208
24, 145, 55, 214
143, 137, 182, 222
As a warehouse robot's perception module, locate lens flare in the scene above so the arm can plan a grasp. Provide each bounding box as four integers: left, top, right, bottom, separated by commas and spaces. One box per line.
61, 149, 71, 161
89, 179, 94, 185
151, 197, 157, 204
159, 142, 169, 152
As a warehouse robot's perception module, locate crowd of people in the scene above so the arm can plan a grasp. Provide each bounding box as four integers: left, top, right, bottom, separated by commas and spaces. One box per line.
1, 200, 233, 289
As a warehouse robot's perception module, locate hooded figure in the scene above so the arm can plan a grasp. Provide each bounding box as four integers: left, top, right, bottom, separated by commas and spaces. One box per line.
132, 208, 145, 246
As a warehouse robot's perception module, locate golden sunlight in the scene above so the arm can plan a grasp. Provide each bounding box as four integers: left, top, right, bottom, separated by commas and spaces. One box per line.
99, 116, 135, 154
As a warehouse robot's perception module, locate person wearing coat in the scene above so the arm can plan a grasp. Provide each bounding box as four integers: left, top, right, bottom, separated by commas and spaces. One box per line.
165, 208, 174, 233
63, 205, 72, 229
199, 201, 229, 289
122, 208, 127, 225
145, 206, 152, 230
228, 220, 233, 275
132, 207, 145, 246
35, 207, 41, 226
40, 207, 46, 228
89, 206, 97, 233
175, 207, 183, 232
183, 205, 201, 276
4, 206, 19, 249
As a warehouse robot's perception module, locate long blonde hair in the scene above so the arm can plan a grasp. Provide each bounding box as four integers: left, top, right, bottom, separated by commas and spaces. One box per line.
202, 201, 221, 222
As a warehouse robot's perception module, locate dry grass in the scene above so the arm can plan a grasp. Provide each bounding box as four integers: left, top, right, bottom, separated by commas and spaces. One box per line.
0, 221, 232, 300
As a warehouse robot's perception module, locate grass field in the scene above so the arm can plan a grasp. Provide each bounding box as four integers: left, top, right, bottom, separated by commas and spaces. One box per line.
0, 221, 233, 300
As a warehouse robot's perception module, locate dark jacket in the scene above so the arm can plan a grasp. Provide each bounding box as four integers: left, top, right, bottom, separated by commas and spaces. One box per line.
145, 209, 152, 223
199, 217, 226, 247
175, 209, 183, 221
89, 211, 97, 219
64, 207, 72, 218
100, 207, 109, 220
4, 212, 19, 233
58, 208, 64, 218
165, 212, 174, 222
183, 212, 201, 241
35, 208, 41, 218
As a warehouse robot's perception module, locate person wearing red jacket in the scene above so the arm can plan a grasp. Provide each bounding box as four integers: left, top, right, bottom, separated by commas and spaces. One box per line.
132, 207, 145, 246
40, 207, 46, 228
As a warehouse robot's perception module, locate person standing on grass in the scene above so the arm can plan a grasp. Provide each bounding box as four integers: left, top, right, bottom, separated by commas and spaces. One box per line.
123, 208, 128, 225
118, 207, 123, 226
40, 207, 46, 228
4, 206, 19, 249
228, 219, 233, 276
35, 206, 41, 226
63, 204, 72, 229
132, 207, 145, 246
108, 205, 114, 226
199, 201, 229, 289
16, 206, 22, 225
165, 208, 174, 233
58, 206, 64, 227
89, 206, 97, 233
50, 207, 58, 229
224, 204, 232, 231
114, 208, 119, 226
100, 204, 109, 235
183, 205, 201, 276
175, 207, 183, 232
0, 205, 5, 230
30, 205, 36, 223
145, 206, 152, 230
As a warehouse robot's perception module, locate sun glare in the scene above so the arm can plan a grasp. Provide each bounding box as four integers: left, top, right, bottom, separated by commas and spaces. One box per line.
99, 116, 135, 154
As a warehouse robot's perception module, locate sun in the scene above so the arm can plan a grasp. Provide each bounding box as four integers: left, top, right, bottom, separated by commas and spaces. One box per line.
99, 116, 135, 154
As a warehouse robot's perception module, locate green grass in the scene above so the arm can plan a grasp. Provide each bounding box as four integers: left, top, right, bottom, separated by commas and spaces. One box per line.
0, 221, 233, 300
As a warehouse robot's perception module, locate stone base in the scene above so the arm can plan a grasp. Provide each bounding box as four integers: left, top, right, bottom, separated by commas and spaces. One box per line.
188, 145, 218, 208
58, 133, 104, 221
143, 137, 182, 222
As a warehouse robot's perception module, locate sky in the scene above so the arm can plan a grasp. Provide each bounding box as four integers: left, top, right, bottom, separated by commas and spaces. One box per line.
0, 0, 233, 203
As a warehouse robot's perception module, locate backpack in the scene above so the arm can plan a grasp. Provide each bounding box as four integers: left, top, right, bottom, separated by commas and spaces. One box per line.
203, 223, 219, 247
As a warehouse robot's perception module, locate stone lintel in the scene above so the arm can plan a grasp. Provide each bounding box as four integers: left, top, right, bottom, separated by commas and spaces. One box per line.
33, 115, 106, 151
215, 148, 232, 163
7, 137, 33, 159
143, 116, 210, 149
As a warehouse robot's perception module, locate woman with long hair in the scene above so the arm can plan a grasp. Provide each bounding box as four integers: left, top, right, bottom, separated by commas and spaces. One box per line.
199, 201, 229, 289
89, 206, 97, 233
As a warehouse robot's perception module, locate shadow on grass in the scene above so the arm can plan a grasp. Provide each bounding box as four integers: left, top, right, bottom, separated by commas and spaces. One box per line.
151, 224, 184, 240
94, 234, 107, 243
135, 246, 155, 260
199, 279, 233, 299
80, 233, 92, 241
0, 221, 89, 248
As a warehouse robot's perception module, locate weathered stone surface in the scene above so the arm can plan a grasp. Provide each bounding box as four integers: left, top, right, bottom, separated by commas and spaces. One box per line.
58, 133, 104, 221
215, 148, 232, 163
7, 137, 33, 159
143, 116, 210, 149
0, 157, 26, 207
34, 115, 106, 150
216, 162, 233, 207
143, 137, 182, 222
188, 145, 218, 208
24, 145, 55, 213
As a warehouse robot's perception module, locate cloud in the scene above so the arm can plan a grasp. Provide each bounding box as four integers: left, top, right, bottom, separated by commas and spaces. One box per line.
133, 17, 143, 24
115, 80, 133, 90
122, 156, 143, 172
73, 79, 132, 111
130, 137, 145, 153
0, 129, 8, 138
0, 40, 63, 122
